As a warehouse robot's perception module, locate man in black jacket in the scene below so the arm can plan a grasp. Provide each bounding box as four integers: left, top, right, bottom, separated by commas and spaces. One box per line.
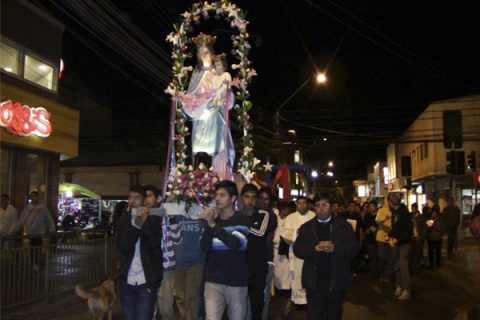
387, 192, 413, 300
442, 197, 461, 258
240, 184, 278, 320
293, 196, 359, 320
361, 201, 379, 278
116, 185, 163, 320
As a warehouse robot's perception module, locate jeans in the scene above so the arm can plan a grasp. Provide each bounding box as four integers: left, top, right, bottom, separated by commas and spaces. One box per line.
119, 282, 157, 320
377, 241, 394, 281
306, 279, 344, 320
157, 269, 175, 320
393, 243, 411, 290
175, 264, 205, 320
204, 282, 248, 320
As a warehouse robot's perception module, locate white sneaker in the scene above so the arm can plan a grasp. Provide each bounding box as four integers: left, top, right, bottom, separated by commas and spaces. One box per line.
395, 286, 403, 296
398, 289, 411, 300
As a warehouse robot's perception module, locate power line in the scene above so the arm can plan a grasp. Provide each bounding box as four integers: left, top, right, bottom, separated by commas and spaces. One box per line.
46, 1, 171, 84
325, 0, 469, 89
304, 0, 471, 93
280, 115, 394, 139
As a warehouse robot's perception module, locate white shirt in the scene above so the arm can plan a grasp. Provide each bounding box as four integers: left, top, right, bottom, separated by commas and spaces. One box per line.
0, 204, 18, 235
127, 216, 146, 286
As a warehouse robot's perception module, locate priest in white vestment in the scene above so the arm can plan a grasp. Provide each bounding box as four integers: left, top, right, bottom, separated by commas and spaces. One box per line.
281, 197, 315, 305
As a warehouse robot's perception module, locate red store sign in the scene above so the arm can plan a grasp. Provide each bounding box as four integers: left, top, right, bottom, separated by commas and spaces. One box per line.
0, 100, 52, 137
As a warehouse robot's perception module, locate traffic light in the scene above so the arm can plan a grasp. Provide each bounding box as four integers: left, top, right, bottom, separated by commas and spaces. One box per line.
467, 151, 477, 171
446, 150, 465, 175
443, 110, 463, 148
476, 172, 480, 188
401, 156, 412, 177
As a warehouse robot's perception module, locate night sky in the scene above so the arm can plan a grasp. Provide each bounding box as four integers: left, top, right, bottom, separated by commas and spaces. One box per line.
37, 0, 480, 186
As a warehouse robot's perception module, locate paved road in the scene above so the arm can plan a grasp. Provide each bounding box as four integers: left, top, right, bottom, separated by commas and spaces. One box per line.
4, 234, 479, 320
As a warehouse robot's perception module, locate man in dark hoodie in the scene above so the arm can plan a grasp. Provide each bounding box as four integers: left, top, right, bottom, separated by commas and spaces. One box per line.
387, 192, 413, 300
293, 196, 359, 320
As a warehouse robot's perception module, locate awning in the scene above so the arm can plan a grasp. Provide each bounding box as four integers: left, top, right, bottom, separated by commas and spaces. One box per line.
59, 183, 101, 199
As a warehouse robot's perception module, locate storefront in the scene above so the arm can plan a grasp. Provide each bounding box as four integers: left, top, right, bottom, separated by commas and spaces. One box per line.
0, 82, 79, 217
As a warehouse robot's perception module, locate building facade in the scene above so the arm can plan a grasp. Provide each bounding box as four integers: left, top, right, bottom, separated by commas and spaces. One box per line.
387, 96, 480, 214
1, 0, 79, 215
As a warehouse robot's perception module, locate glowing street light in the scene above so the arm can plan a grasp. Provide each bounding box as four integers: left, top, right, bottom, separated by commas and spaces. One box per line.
326, 171, 334, 177
311, 170, 319, 179
328, 161, 334, 167
276, 73, 328, 113
316, 73, 327, 84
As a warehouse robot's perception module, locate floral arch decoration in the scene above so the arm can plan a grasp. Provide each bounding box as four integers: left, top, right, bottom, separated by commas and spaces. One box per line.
165, 0, 257, 180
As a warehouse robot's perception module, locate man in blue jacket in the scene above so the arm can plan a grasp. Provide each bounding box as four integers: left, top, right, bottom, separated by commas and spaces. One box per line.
293, 196, 359, 320
200, 180, 250, 320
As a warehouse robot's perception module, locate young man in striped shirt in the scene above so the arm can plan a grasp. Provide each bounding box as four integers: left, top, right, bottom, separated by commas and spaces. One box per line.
143, 185, 181, 320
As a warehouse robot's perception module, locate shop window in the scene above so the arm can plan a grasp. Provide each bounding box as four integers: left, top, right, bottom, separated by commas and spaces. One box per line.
0, 148, 13, 195
24, 55, 55, 91
0, 42, 20, 75
27, 153, 48, 203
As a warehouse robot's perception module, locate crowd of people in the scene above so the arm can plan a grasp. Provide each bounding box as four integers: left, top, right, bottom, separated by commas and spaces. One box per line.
0, 181, 475, 320
113, 181, 473, 320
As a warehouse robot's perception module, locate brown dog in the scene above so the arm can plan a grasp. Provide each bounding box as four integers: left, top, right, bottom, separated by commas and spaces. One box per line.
75, 279, 116, 320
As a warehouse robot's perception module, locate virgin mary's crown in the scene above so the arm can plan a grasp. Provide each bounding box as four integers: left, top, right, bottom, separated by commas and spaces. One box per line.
192, 33, 216, 47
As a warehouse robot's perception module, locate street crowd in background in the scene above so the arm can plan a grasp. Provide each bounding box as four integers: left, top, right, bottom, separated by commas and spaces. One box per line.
111, 182, 474, 320
1, 182, 480, 320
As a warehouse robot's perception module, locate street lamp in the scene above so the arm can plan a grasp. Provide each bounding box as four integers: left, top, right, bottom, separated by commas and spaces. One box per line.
316, 73, 327, 84
276, 72, 328, 114
328, 161, 334, 167
311, 170, 319, 178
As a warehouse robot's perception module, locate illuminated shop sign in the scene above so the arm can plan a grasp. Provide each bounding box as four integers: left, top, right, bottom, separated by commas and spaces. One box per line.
0, 100, 52, 137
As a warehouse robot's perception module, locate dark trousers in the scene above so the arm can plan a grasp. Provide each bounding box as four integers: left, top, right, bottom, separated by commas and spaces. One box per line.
248, 271, 267, 320
29, 237, 43, 266
447, 227, 458, 255
119, 282, 158, 320
306, 279, 344, 320
365, 243, 378, 277
410, 237, 425, 272
377, 242, 394, 281
427, 240, 442, 267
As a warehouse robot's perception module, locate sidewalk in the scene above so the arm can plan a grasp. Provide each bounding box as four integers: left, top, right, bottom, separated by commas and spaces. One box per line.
3, 233, 479, 320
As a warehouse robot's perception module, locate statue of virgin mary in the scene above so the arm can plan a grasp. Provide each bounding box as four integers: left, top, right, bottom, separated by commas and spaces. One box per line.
179, 33, 235, 179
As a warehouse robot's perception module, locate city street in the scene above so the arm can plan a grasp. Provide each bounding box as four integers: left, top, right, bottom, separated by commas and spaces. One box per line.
1, 2, 480, 320
4, 232, 479, 320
